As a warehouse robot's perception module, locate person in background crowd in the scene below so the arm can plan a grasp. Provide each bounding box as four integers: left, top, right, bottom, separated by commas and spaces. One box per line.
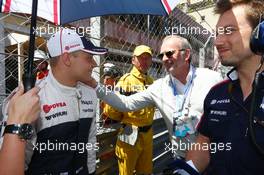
104, 45, 155, 175
34, 50, 49, 80
101, 62, 122, 126
102, 63, 122, 89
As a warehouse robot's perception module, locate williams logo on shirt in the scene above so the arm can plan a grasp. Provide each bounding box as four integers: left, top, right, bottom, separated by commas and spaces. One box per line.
45, 111, 67, 120
210, 110, 227, 116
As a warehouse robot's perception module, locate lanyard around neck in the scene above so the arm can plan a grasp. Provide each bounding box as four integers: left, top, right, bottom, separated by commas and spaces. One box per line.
170, 67, 196, 96
170, 67, 196, 112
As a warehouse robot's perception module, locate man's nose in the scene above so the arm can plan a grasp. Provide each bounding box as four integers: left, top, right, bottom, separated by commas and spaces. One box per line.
214, 33, 226, 47
162, 54, 170, 62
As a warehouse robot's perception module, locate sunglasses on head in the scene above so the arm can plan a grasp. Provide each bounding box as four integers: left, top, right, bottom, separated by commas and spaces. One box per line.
157, 49, 185, 60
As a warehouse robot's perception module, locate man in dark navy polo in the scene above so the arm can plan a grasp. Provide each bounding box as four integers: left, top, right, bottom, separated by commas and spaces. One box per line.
185, 0, 264, 175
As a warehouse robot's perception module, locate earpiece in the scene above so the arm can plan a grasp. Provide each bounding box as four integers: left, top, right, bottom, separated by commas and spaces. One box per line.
250, 20, 264, 55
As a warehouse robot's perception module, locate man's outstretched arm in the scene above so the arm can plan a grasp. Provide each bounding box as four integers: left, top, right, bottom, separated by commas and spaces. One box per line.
86, 78, 155, 112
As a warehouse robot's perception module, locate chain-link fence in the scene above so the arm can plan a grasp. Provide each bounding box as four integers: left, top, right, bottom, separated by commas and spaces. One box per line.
0, 8, 216, 100
0, 1, 219, 174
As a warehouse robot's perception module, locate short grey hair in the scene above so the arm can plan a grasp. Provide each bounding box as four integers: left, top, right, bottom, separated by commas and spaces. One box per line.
162, 35, 192, 50
162, 35, 193, 63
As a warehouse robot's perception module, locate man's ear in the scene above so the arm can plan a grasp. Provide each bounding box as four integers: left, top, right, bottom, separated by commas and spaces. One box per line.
184, 49, 191, 62
61, 52, 71, 66
132, 56, 136, 64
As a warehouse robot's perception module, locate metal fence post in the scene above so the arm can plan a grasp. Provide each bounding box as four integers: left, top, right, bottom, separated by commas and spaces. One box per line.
0, 17, 6, 104
90, 17, 102, 123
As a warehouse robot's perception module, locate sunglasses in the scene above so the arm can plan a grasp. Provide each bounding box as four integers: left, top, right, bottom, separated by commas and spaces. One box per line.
157, 49, 185, 60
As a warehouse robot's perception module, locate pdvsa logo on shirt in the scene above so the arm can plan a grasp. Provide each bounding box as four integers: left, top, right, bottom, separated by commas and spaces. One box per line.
43, 102, 67, 113
210, 100, 217, 105
210, 99, 230, 105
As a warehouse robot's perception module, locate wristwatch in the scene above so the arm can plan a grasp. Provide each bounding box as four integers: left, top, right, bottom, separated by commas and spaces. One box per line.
3, 124, 34, 140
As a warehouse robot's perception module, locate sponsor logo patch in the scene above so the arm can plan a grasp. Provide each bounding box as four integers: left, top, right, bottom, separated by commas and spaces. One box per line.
45, 111, 67, 120
81, 100, 93, 105
65, 44, 80, 51
43, 102, 66, 113
82, 109, 94, 113
210, 110, 227, 116
210, 99, 230, 105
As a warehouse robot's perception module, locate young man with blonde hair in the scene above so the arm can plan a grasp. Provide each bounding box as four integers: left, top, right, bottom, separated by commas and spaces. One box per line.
1, 28, 108, 175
